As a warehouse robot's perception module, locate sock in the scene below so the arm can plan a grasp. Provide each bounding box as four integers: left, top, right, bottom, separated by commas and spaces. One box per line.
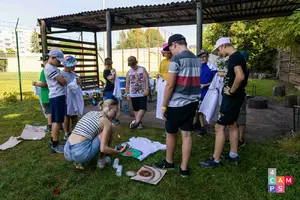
65, 132, 70, 136
214, 159, 220, 163
52, 141, 59, 147
229, 152, 238, 158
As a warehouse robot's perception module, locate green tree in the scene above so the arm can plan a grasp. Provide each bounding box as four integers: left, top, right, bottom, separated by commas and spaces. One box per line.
203, 21, 277, 73
6, 48, 16, 53
30, 29, 40, 53
115, 28, 164, 49
259, 13, 300, 51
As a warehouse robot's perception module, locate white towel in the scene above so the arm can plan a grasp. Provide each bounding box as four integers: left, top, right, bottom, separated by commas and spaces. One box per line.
126, 137, 166, 161
199, 75, 224, 123
67, 79, 84, 116
113, 74, 123, 100
155, 77, 166, 120
0, 137, 22, 150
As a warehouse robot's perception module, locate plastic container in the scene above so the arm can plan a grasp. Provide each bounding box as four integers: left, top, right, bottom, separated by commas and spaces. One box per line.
119, 76, 126, 89
124, 104, 128, 115
113, 158, 119, 169
116, 165, 123, 177
92, 97, 96, 106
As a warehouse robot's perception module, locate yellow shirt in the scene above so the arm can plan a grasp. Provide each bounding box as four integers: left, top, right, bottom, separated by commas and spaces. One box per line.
158, 58, 171, 81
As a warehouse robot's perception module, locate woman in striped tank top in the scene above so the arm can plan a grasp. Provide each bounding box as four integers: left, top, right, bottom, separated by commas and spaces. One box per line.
64, 99, 126, 170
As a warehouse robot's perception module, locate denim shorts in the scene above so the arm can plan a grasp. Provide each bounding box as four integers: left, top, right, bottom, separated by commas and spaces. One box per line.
64, 136, 100, 164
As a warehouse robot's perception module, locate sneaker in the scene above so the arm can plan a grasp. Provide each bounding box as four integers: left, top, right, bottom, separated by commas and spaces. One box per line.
197, 127, 207, 136
198, 157, 222, 168
63, 133, 71, 140
137, 122, 143, 130
162, 132, 166, 137
45, 125, 51, 133
178, 165, 190, 177
152, 159, 175, 170
112, 118, 121, 125
221, 154, 241, 165
129, 120, 140, 129
50, 144, 64, 153
238, 139, 245, 148
97, 156, 111, 169
73, 162, 85, 170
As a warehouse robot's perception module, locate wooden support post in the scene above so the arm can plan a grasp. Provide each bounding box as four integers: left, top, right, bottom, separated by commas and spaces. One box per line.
122, 30, 125, 75
106, 9, 112, 58
136, 29, 139, 61
40, 20, 48, 56
148, 28, 151, 73
196, 0, 203, 54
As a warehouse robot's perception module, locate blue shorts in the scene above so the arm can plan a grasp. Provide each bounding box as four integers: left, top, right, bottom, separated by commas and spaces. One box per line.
104, 91, 118, 101
50, 95, 66, 123
64, 136, 100, 164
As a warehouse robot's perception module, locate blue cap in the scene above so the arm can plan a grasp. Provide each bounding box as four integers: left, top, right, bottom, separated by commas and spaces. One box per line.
48, 49, 66, 63
63, 55, 78, 67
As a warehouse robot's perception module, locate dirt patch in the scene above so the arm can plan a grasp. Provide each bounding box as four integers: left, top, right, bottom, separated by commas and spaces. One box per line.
84, 98, 294, 141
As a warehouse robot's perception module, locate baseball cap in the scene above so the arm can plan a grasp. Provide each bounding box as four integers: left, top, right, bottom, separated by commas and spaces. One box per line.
211, 37, 231, 54
161, 43, 170, 53
63, 55, 78, 67
48, 49, 66, 63
128, 56, 138, 66
163, 34, 186, 51
197, 49, 209, 58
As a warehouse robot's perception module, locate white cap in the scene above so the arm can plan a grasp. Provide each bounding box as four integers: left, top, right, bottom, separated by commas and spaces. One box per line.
211, 37, 231, 54
48, 49, 66, 63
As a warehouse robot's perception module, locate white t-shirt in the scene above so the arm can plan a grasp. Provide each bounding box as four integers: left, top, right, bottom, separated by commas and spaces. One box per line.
44, 63, 66, 98
155, 77, 166, 120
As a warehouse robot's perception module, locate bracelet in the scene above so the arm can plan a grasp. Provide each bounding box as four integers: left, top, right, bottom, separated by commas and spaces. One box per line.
162, 106, 167, 110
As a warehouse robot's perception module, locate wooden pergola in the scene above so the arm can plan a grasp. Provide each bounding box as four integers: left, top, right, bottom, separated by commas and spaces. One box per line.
38, 0, 300, 90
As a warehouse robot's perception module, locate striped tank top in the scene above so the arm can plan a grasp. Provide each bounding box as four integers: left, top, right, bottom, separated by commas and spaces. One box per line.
72, 111, 103, 140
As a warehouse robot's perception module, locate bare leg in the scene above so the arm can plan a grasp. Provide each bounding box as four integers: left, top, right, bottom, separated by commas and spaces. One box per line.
136, 109, 146, 124
134, 111, 138, 122
166, 133, 177, 163
213, 124, 226, 160
181, 131, 192, 170
238, 124, 246, 141
63, 116, 70, 133
229, 122, 239, 153
199, 113, 205, 127
51, 123, 61, 142
47, 114, 52, 126
71, 116, 78, 130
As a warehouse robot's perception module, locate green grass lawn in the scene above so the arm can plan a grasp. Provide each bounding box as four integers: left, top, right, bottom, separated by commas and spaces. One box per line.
1, 99, 300, 200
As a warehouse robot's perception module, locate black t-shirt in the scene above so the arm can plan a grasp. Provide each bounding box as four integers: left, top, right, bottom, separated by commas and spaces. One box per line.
103, 69, 114, 92
225, 51, 248, 95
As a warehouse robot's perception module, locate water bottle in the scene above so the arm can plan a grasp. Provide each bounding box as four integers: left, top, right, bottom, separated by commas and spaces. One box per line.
113, 158, 119, 169
92, 96, 96, 106
124, 104, 128, 115
116, 165, 123, 177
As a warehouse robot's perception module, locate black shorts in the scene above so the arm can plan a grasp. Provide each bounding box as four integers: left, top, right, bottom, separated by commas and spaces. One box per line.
131, 96, 147, 111
50, 95, 66, 123
165, 102, 198, 134
217, 94, 245, 126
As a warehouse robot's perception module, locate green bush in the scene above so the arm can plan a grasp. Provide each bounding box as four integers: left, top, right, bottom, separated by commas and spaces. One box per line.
0, 59, 7, 72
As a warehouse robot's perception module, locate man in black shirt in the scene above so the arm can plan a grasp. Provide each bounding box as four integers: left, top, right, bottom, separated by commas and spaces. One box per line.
198, 37, 248, 168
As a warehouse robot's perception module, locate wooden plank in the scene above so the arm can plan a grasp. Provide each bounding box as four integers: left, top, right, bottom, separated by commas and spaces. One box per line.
81, 80, 99, 85
46, 43, 96, 51
75, 70, 98, 73
76, 58, 97, 62
41, 50, 97, 56
46, 36, 96, 46
75, 65, 98, 68
79, 75, 98, 79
